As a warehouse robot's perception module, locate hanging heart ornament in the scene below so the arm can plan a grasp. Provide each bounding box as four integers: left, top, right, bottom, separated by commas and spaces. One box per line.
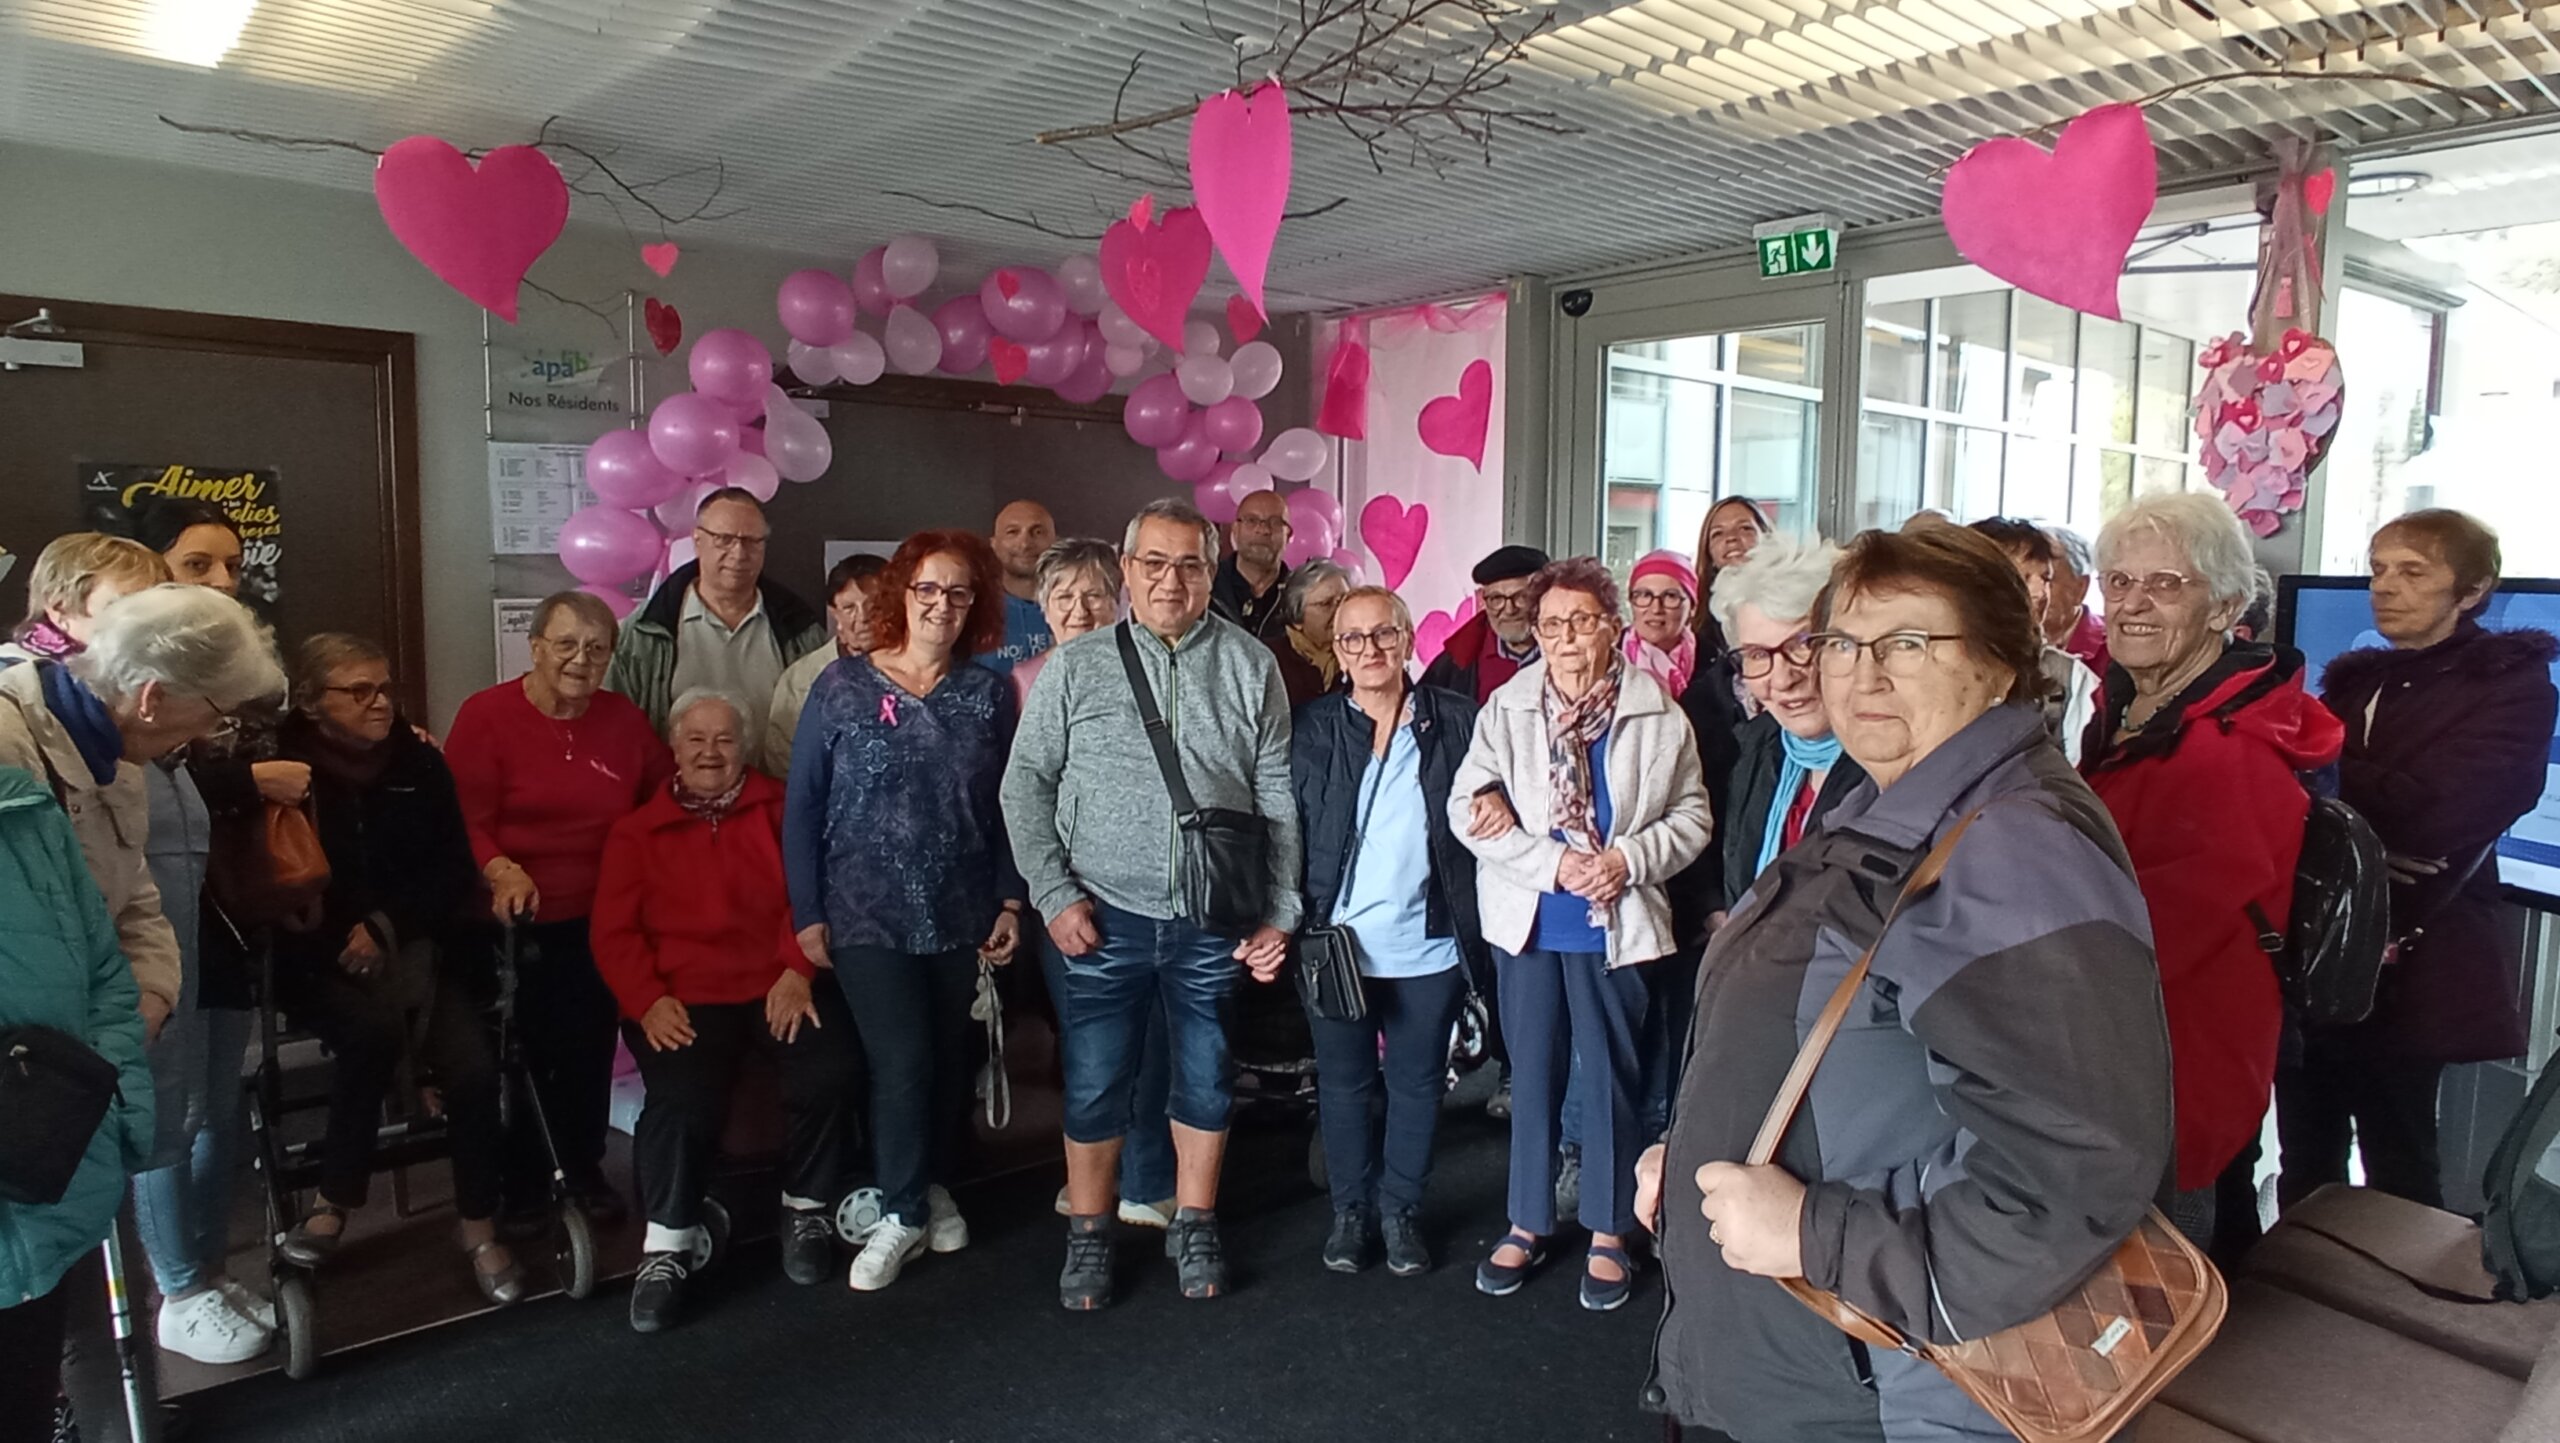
2192, 328, 2342, 537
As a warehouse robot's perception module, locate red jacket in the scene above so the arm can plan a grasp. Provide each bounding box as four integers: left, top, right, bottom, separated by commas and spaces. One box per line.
2083, 645, 2344, 1190
590, 771, 809, 1021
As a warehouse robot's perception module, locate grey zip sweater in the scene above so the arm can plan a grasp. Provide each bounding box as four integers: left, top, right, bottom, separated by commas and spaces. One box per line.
1002, 615, 1302, 932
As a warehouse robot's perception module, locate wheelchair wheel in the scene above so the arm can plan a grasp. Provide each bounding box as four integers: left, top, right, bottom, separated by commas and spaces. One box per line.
555, 1206, 597, 1301
701, 1195, 733, 1265
277, 1273, 318, 1380
1305, 1126, 1328, 1193
834, 1186, 885, 1246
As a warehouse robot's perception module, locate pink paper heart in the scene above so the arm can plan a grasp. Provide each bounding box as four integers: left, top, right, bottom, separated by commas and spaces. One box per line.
1360, 495, 1429, 590
995, 270, 1022, 300
1415, 608, 1459, 667
2304, 169, 2337, 215
640, 242, 680, 277
989, 338, 1029, 387
1130, 194, 1156, 230
1227, 294, 1264, 345
643, 297, 682, 356
1940, 104, 2156, 320
1188, 84, 1293, 322
1100, 206, 1213, 353
1418, 359, 1494, 470
1318, 339, 1370, 440
373, 136, 569, 322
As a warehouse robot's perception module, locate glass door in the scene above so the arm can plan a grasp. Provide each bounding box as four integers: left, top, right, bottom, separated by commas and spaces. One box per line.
1600, 321, 1822, 573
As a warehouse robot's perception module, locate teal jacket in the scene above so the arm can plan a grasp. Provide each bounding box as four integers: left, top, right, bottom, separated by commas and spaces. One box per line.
601, 562, 827, 734
0, 764, 153, 1306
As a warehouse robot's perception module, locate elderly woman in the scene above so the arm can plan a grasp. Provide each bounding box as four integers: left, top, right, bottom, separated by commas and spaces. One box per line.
1639, 524, 2171, 1442
267, 635, 522, 1300
1968, 517, 2101, 763
447, 590, 670, 1228
765, 552, 888, 777
1707, 533, 1862, 904
1453, 557, 1712, 1312
1016, 538, 1178, 1228
786, 529, 1022, 1293
2079, 493, 2340, 1253
2, 533, 167, 664
595, 689, 856, 1332
1266, 558, 1354, 707
1291, 585, 1484, 1276
2279, 509, 2559, 1211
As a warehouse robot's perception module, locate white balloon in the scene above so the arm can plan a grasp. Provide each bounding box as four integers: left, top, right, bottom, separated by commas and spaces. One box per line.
1227, 461, 1274, 495
1097, 301, 1149, 349
881, 233, 939, 299
1229, 340, 1283, 401
1183, 319, 1223, 358
725, 451, 782, 500
1262, 426, 1330, 483
829, 331, 887, 386
1103, 343, 1148, 377
1056, 254, 1107, 317
764, 393, 834, 483
883, 304, 943, 374
1176, 353, 1235, 406
786, 339, 838, 386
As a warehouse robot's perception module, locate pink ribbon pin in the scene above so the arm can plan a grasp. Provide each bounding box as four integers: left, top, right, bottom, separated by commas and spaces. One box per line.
878, 695, 899, 727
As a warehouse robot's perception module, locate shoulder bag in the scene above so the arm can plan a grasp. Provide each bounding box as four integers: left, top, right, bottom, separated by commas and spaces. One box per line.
1116, 622, 1271, 938
1292, 731, 1391, 1024
1749, 812, 2227, 1443
0, 1024, 121, 1207
208, 798, 331, 929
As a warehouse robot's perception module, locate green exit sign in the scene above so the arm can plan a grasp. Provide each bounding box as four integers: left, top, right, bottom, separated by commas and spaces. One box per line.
1757, 228, 1836, 278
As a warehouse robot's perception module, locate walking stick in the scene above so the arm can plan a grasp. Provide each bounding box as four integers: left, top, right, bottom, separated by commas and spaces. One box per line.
100, 1217, 157, 1443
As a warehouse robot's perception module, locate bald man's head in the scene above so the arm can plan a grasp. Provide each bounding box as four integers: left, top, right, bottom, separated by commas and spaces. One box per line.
991, 500, 1057, 585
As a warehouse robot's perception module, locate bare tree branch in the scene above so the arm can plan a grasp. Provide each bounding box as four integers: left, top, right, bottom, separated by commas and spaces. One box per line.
887, 188, 1350, 242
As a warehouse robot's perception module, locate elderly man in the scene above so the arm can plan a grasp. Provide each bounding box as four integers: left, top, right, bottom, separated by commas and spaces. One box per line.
1420, 545, 1548, 704
1211, 489, 1291, 639
764, 553, 885, 777
2045, 521, 2109, 674
1003, 497, 1301, 1311
986, 499, 1059, 673
1969, 516, 2100, 763
605, 488, 827, 734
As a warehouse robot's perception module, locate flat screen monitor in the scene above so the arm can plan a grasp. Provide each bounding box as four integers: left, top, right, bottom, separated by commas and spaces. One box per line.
2278, 574, 2560, 911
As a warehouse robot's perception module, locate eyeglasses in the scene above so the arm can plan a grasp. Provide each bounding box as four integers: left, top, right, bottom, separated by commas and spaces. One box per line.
1628, 588, 1692, 611
696, 527, 768, 554
1732, 635, 1818, 679
1479, 588, 1533, 614
205, 700, 243, 743
2099, 569, 2198, 603
1232, 514, 1291, 534
324, 681, 397, 707
1333, 625, 1408, 656
1129, 554, 1212, 585
1808, 630, 1964, 677
539, 636, 612, 663
1533, 612, 1614, 641
910, 581, 975, 609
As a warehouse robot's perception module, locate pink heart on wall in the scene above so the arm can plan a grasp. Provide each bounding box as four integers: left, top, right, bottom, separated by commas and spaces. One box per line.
1939, 103, 2156, 320
1413, 595, 1478, 668
1418, 359, 1494, 470
373, 136, 570, 322
640, 242, 680, 277
1100, 205, 1213, 353
1318, 339, 1370, 440
1188, 84, 1293, 321
1360, 495, 1429, 589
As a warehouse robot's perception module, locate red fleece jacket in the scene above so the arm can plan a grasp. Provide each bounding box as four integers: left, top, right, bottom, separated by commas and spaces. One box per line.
590, 771, 810, 1020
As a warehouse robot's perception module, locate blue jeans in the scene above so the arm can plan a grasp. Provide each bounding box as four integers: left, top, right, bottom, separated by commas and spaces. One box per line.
130, 1005, 253, 1296
1041, 938, 1174, 1203
1498, 947, 1648, 1237
1307, 966, 1465, 1216
1057, 900, 1239, 1142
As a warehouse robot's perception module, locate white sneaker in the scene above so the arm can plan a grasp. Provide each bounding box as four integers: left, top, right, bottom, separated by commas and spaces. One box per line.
156, 1287, 272, 1365
1117, 1197, 1175, 1229
847, 1219, 927, 1291
926, 1185, 969, 1254
216, 1275, 277, 1332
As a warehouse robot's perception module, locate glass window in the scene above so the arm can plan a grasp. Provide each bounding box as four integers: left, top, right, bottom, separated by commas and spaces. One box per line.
2011, 295, 2077, 431
1930, 423, 2005, 520
1600, 323, 1823, 559
1731, 391, 1817, 525
2006, 432, 2072, 521
1856, 413, 1925, 532
2079, 317, 2138, 444
2136, 332, 2195, 453
1736, 324, 1820, 388
2138, 457, 2188, 497
1934, 291, 2008, 421
1865, 300, 1926, 406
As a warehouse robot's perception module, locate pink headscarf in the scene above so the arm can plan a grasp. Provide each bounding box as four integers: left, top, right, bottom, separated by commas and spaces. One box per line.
1622, 549, 1699, 697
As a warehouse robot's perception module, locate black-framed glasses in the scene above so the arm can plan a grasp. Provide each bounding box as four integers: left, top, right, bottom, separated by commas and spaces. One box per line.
2099, 569, 2198, 603
910, 581, 975, 609
1333, 624, 1408, 656
695, 527, 768, 554
1628, 587, 1692, 611
1732, 634, 1818, 679
1232, 514, 1291, 534
1533, 612, 1613, 641
324, 681, 398, 707
1808, 630, 1964, 677
1479, 587, 1533, 614
205, 699, 243, 742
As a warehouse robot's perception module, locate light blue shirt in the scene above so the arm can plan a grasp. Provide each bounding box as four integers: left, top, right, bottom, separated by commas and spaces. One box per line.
1332, 716, 1462, 980
977, 591, 1054, 674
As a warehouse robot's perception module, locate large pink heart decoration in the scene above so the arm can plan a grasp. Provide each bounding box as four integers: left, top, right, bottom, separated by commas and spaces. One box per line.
2192, 328, 2342, 537
1188, 84, 1293, 322
1414, 595, 1478, 668
1419, 359, 1494, 470
1360, 495, 1429, 590
1100, 205, 1214, 354
1940, 103, 2156, 320
1318, 338, 1370, 440
373, 136, 569, 322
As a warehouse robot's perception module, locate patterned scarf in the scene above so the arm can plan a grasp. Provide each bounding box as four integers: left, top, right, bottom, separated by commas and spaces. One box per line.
11, 618, 79, 661
1621, 628, 1697, 699
1543, 660, 1622, 925
1287, 623, 1343, 691
673, 772, 747, 832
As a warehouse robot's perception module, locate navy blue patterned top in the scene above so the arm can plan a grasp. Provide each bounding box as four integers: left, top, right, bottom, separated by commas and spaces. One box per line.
782, 654, 1021, 954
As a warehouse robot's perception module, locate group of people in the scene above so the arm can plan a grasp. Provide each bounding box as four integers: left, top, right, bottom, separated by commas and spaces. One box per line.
2, 469, 2551, 1443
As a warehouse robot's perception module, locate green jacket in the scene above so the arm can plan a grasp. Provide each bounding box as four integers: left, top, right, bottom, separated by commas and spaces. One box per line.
0, 764, 153, 1307
602, 562, 827, 734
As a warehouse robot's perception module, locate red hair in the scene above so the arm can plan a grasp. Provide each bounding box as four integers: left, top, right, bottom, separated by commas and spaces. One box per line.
871, 530, 1008, 657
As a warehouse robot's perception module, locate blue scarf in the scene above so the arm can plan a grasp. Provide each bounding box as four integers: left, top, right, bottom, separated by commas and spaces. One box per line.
39, 661, 123, 785
1756, 729, 1843, 875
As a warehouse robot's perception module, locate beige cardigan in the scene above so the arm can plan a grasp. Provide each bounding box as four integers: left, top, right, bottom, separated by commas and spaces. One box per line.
0, 662, 182, 1011
1449, 660, 1714, 968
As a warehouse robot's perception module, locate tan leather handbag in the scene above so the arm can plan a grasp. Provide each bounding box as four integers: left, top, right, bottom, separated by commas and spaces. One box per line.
1746, 813, 2227, 1443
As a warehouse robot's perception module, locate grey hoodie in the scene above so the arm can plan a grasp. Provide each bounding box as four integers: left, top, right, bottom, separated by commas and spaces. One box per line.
1002, 615, 1302, 932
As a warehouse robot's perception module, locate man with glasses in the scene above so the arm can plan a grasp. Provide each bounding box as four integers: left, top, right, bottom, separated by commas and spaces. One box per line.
1211, 489, 1293, 640
604, 487, 827, 737
1968, 516, 2101, 764
1421, 545, 1550, 705
1003, 497, 1301, 1310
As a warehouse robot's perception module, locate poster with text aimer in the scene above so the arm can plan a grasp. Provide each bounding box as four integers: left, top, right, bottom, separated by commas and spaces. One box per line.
81, 462, 284, 612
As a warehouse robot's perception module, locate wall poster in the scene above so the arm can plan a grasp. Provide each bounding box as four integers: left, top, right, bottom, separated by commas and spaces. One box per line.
81, 462, 284, 609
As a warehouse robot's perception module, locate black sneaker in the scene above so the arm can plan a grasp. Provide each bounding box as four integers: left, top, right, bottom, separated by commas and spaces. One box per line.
629, 1251, 689, 1333
1060, 1214, 1115, 1312
1382, 1211, 1431, 1277
1323, 1206, 1376, 1273
782, 1207, 834, 1286
1168, 1207, 1228, 1299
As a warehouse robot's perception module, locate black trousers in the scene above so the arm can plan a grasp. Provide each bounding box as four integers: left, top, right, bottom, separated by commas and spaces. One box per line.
282, 954, 505, 1219
3, 1275, 70, 1443
626, 988, 858, 1232
506, 918, 620, 1198
832, 945, 978, 1226
2275, 1036, 2447, 1210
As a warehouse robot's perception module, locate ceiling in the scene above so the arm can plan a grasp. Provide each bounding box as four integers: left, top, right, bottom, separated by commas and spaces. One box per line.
8, 0, 2560, 311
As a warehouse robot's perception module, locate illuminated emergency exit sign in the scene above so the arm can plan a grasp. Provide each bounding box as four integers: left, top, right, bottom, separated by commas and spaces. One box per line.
1756, 227, 1836, 278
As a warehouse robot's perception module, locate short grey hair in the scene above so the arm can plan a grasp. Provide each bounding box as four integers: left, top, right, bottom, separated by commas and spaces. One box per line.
531, 590, 620, 646
1121, 497, 1221, 567
1333, 584, 1413, 635
2095, 493, 2258, 615
1035, 538, 1123, 602
1281, 559, 1354, 624
71, 584, 284, 709
667, 687, 755, 748
2046, 523, 2094, 581
1708, 532, 1840, 637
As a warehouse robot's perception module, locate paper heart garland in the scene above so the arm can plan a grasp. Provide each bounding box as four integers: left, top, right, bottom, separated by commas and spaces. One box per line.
1227, 294, 1264, 345
2193, 327, 2341, 536
1100, 205, 1213, 354
1940, 103, 2156, 320
643, 298, 682, 356
1188, 83, 1293, 322
373, 136, 569, 322
1418, 359, 1494, 470
989, 338, 1030, 387
1360, 495, 1429, 590
640, 242, 680, 278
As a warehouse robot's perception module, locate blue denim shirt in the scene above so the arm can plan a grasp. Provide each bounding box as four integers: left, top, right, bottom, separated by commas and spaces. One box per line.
784, 654, 1021, 953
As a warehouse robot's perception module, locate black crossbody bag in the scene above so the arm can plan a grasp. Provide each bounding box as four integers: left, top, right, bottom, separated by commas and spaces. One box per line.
1294, 743, 1389, 1024
0, 1025, 120, 1206
1116, 622, 1272, 938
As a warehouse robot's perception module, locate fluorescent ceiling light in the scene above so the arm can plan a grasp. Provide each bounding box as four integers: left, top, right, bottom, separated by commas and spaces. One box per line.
2348, 172, 2431, 199
140, 0, 256, 67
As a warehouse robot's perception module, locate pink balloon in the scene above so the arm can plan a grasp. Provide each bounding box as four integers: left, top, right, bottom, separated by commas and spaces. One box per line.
579, 582, 637, 622
1052, 322, 1113, 403
648, 392, 741, 476
933, 295, 992, 375
736, 422, 766, 457
852, 247, 894, 315
1281, 527, 1326, 569
1195, 474, 1242, 525
688, 327, 772, 405
1328, 547, 1366, 583
725, 451, 781, 501
777, 269, 856, 347
558, 504, 663, 586
1158, 424, 1221, 483
1123, 373, 1192, 448
1199, 396, 1264, 456
980, 267, 1068, 343
1286, 485, 1344, 537
584, 428, 684, 509
1022, 325, 1084, 387
652, 478, 717, 531
884, 303, 942, 375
